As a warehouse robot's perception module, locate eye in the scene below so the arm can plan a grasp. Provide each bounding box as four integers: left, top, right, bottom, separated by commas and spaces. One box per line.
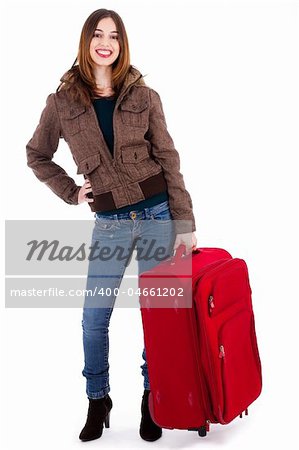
93, 33, 118, 40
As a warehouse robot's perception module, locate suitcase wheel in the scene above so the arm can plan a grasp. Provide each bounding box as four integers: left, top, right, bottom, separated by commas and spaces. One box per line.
198, 426, 207, 437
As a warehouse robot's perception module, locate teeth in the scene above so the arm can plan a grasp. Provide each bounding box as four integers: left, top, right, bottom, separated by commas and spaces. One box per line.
97, 50, 111, 55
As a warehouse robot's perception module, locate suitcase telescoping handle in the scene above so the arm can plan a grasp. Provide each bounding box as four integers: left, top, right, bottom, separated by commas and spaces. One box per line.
170, 244, 200, 265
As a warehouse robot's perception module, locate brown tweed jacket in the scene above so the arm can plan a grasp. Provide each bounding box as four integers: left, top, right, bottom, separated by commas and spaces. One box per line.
26, 66, 196, 233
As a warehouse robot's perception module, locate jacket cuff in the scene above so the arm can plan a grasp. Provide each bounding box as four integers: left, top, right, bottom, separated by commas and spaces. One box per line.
62, 184, 81, 205
174, 218, 196, 234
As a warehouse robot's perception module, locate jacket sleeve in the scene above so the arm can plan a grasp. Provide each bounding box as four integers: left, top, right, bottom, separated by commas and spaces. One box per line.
146, 88, 196, 233
26, 93, 81, 205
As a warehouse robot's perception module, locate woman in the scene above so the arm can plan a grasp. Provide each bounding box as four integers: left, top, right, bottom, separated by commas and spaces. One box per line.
26, 8, 197, 443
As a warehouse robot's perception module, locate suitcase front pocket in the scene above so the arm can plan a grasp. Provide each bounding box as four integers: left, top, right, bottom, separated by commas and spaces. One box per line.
217, 309, 262, 423
207, 262, 251, 318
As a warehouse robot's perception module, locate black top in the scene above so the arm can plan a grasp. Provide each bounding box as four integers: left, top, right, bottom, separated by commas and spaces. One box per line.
92, 95, 117, 158
91, 95, 169, 214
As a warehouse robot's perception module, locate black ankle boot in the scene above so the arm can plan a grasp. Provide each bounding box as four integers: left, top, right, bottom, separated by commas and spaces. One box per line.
79, 394, 112, 442
139, 389, 162, 441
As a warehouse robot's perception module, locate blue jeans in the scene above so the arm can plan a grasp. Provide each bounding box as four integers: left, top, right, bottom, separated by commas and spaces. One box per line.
81, 200, 175, 399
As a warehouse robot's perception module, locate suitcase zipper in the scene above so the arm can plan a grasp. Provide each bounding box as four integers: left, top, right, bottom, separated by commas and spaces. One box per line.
196, 299, 226, 424
208, 295, 215, 315
206, 419, 211, 432
219, 345, 225, 359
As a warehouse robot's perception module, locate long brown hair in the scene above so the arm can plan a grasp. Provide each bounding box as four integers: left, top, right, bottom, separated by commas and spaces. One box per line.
56, 9, 133, 106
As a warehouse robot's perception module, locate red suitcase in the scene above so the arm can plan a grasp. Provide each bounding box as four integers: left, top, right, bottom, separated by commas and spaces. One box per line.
139, 245, 262, 437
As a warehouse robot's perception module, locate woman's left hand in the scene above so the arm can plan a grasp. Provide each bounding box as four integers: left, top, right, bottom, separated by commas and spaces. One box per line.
173, 232, 197, 255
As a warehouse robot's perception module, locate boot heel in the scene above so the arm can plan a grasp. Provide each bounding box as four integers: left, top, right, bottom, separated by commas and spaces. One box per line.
104, 411, 110, 428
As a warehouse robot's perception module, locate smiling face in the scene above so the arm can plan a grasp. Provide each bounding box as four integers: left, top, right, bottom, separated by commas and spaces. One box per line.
89, 17, 120, 67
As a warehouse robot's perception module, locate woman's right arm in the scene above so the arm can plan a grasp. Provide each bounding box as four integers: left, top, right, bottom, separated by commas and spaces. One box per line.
26, 93, 82, 205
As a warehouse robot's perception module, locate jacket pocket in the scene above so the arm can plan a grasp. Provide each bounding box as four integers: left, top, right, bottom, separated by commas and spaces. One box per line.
120, 100, 149, 127
76, 153, 111, 189
61, 105, 87, 137
121, 144, 161, 180
121, 143, 149, 164
77, 153, 101, 175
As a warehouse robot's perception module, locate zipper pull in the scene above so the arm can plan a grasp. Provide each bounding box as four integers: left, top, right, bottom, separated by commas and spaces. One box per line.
219, 345, 225, 359
208, 295, 215, 314
206, 420, 210, 432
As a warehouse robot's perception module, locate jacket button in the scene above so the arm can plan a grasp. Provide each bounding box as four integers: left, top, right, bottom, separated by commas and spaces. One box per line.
132, 105, 136, 109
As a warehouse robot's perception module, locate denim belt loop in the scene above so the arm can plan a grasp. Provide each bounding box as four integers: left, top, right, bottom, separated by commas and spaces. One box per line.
144, 207, 152, 220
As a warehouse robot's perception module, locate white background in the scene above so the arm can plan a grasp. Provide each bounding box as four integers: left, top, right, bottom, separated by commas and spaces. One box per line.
1, 0, 299, 449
